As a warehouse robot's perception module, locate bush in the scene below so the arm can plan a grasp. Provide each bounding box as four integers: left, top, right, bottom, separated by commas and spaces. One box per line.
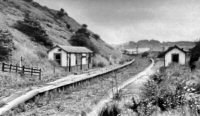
0, 30, 14, 61
75, 24, 90, 37
189, 41, 200, 70
98, 102, 121, 116
139, 69, 186, 114
97, 62, 105, 68
69, 34, 98, 53
141, 79, 157, 99
66, 23, 71, 30
141, 52, 149, 57
57, 8, 67, 18
119, 60, 124, 65
14, 14, 53, 48
93, 34, 100, 40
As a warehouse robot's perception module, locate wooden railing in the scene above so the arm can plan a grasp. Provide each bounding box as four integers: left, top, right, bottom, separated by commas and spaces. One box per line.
1, 63, 41, 79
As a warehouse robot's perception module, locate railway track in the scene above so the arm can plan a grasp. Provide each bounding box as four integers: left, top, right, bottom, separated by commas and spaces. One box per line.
88, 59, 154, 116
0, 59, 136, 115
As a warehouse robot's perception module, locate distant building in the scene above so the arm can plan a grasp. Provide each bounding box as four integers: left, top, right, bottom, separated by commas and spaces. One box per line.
48, 45, 93, 72
158, 45, 186, 67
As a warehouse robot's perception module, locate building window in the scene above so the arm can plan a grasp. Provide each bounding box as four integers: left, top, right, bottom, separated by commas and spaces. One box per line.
54, 53, 61, 65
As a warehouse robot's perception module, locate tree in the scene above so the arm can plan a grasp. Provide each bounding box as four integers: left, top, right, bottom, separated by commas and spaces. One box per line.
189, 41, 200, 71
0, 30, 14, 61
14, 14, 53, 48
75, 24, 90, 37
57, 8, 67, 18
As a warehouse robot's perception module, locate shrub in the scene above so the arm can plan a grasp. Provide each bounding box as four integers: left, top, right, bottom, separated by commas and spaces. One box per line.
97, 62, 105, 68
189, 41, 200, 71
113, 90, 122, 101
139, 68, 187, 115
14, 13, 53, 48
119, 60, 124, 65
66, 23, 71, 30
141, 79, 157, 99
69, 34, 98, 53
98, 102, 121, 116
159, 66, 166, 73
141, 52, 149, 57
57, 8, 67, 18
75, 24, 90, 37
0, 30, 14, 61
93, 34, 100, 40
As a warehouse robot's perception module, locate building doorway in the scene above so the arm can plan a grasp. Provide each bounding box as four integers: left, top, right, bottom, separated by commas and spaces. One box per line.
54, 53, 61, 65
172, 54, 179, 63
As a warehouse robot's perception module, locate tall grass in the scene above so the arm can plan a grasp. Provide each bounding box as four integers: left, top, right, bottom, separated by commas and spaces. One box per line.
98, 102, 121, 116
126, 64, 200, 116
4, 58, 150, 116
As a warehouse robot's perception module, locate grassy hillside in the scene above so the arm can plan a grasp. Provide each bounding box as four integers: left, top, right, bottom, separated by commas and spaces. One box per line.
0, 0, 121, 76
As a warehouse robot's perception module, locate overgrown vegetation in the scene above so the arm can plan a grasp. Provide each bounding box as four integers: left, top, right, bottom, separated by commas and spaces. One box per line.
0, 30, 14, 61
189, 41, 200, 71
141, 51, 149, 58
5, 58, 150, 116
14, 13, 53, 48
98, 102, 121, 116
127, 64, 200, 116
69, 24, 99, 53
92, 34, 100, 40
57, 8, 68, 18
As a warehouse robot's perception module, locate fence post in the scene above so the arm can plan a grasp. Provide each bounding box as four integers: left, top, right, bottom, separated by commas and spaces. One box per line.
31, 68, 33, 76
2, 63, 4, 72
22, 66, 25, 74
39, 69, 41, 80
9, 64, 12, 72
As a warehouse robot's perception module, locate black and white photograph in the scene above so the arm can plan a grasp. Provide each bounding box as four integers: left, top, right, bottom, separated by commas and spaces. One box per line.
0, 0, 200, 116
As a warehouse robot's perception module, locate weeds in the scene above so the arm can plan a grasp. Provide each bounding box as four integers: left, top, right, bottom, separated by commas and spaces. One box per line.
6, 58, 150, 116
98, 102, 121, 116
127, 64, 200, 116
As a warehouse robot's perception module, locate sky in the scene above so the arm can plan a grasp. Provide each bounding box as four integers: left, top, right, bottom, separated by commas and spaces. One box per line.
34, 0, 200, 44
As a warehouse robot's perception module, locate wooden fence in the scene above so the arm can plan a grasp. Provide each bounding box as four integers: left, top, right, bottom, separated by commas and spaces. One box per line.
1, 63, 41, 79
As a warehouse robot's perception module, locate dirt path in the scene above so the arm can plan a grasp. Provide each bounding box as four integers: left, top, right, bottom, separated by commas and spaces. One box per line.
87, 59, 163, 116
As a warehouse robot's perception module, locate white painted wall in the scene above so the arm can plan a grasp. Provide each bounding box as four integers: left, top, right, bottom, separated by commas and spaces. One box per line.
48, 47, 91, 67
48, 47, 67, 67
61, 51, 67, 67
82, 53, 87, 65
165, 48, 186, 67
71, 54, 76, 66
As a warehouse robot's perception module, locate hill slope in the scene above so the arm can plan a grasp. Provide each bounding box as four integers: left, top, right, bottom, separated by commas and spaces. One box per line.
0, 0, 121, 75
117, 39, 195, 51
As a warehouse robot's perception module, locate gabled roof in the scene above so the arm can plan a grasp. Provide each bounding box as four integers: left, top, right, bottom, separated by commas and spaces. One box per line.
48, 45, 93, 53
158, 45, 186, 58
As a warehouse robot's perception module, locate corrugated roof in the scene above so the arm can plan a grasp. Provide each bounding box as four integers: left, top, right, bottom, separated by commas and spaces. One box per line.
58, 45, 93, 53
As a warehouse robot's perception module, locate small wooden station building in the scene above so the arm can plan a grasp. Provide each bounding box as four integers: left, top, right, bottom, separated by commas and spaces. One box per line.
159, 45, 186, 67
48, 45, 93, 72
